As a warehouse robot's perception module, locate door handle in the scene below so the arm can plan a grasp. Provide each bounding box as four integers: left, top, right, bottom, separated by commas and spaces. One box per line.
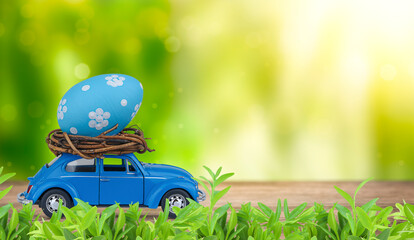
100, 179, 110, 182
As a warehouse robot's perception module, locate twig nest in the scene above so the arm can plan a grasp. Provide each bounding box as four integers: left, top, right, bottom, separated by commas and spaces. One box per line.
46, 124, 154, 159
57, 74, 143, 137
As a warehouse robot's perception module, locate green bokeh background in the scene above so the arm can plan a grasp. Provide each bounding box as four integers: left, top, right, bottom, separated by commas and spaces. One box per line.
1, 0, 414, 180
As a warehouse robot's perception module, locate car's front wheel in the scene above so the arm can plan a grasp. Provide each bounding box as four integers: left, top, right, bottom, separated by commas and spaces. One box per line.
160, 189, 190, 218
40, 189, 73, 218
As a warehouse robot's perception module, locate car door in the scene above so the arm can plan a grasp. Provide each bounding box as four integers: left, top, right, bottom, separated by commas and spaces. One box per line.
63, 158, 99, 205
99, 156, 144, 205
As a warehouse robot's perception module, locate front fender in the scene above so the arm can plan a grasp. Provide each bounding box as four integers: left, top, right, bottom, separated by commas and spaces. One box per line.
144, 178, 198, 209
29, 179, 79, 204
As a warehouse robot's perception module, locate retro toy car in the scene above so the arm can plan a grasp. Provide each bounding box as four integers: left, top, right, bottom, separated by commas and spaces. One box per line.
17, 153, 206, 218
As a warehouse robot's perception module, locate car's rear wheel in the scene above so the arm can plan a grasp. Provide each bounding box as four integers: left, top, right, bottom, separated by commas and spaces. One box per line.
160, 189, 190, 218
40, 189, 73, 218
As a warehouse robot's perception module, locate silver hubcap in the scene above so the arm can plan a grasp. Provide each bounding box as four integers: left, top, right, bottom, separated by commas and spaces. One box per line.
168, 194, 186, 212
46, 194, 66, 213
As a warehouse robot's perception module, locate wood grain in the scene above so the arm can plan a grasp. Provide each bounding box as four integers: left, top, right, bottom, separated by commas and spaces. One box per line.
1, 181, 413, 219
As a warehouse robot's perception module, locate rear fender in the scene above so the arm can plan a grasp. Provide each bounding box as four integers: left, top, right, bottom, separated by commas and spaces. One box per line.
144, 178, 198, 209
29, 180, 79, 204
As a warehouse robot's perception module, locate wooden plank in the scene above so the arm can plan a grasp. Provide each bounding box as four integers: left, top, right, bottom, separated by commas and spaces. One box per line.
1, 181, 413, 219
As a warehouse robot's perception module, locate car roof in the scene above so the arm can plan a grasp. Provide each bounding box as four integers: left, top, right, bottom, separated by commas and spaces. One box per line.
59, 153, 135, 162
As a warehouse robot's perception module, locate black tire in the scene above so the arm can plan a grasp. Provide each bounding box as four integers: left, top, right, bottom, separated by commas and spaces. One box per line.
160, 189, 191, 218
40, 189, 73, 218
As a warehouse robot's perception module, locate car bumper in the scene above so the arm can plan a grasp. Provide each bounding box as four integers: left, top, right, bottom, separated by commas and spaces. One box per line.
197, 189, 206, 202
17, 192, 32, 205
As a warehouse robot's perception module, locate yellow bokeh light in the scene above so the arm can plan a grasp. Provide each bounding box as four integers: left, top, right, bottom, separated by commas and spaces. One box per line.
74, 63, 90, 80
20, 30, 36, 46
380, 64, 397, 81
164, 36, 181, 53
1, 104, 17, 122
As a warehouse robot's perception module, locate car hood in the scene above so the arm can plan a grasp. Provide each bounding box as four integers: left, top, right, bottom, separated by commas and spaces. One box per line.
143, 163, 194, 180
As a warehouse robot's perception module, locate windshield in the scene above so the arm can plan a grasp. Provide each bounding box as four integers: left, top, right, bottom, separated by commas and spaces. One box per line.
46, 155, 61, 168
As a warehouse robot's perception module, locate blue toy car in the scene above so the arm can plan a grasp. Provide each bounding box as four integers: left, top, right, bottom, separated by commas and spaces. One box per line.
17, 153, 206, 218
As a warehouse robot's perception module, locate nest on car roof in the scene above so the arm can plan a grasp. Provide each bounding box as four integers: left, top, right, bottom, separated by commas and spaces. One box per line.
46, 124, 154, 159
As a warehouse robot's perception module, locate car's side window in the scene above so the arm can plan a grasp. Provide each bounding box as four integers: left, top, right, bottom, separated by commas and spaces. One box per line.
103, 158, 126, 172
127, 160, 136, 172
66, 158, 96, 172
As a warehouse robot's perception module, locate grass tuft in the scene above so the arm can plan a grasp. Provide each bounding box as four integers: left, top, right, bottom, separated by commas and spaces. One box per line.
0, 167, 414, 239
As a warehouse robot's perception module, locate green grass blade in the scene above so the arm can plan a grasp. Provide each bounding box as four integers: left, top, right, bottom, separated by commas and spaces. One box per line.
361, 198, 379, 212
215, 167, 222, 178
0, 205, 10, 221
194, 177, 211, 196
229, 226, 246, 240
340, 224, 351, 240
214, 173, 234, 187
0, 173, 15, 185
9, 225, 27, 240
114, 206, 125, 240
315, 224, 337, 240
214, 203, 230, 218
356, 207, 372, 231
373, 206, 393, 225
199, 176, 214, 189
91, 236, 106, 240
334, 186, 354, 209
63, 229, 77, 240
0, 186, 13, 200
377, 228, 391, 240
354, 178, 373, 201
328, 207, 338, 239
7, 206, 19, 240
116, 225, 134, 240
42, 222, 62, 239
211, 186, 231, 208
209, 213, 220, 235
345, 212, 356, 235
404, 204, 414, 224
74, 198, 92, 212
225, 206, 237, 240
203, 166, 216, 180
283, 199, 289, 220
50, 199, 64, 223
81, 206, 97, 231
162, 199, 170, 223
275, 199, 282, 222
288, 202, 307, 220
101, 203, 118, 218
258, 203, 273, 218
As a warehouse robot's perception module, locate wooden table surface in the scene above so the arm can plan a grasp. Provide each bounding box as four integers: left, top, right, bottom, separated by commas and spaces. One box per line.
1, 181, 413, 219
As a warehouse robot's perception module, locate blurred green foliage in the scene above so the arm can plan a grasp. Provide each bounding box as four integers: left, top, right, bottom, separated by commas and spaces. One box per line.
0, 0, 413, 180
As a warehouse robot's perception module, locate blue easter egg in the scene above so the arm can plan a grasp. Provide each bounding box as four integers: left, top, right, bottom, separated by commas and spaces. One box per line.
57, 74, 143, 137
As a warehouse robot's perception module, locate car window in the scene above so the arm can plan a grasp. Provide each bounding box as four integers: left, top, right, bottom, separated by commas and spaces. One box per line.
128, 160, 136, 172
46, 155, 61, 168
66, 158, 96, 172
103, 158, 126, 172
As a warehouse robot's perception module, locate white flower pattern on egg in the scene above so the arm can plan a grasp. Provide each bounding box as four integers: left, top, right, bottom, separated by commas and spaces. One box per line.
131, 103, 141, 120
70, 127, 78, 134
105, 74, 125, 87
88, 108, 111, 130
82, 85, 90, 91
57, 99, 68, 120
